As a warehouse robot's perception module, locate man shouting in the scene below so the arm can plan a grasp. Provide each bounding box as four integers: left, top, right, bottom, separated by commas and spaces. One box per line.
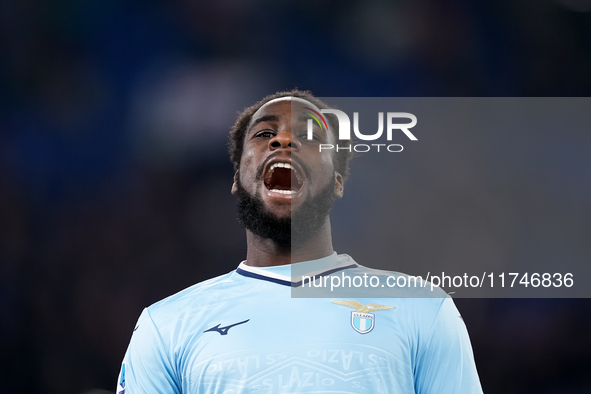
117, 90, 483, 394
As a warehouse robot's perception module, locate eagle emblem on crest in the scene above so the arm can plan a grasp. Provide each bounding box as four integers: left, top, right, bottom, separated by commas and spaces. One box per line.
331, 300, 396, 313
332, 300, 395, 334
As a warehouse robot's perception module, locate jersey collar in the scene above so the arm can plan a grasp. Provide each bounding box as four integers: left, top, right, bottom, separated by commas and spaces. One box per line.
236, 253, 358, 287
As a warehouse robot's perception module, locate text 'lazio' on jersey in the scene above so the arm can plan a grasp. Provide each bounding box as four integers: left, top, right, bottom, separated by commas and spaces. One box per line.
117, 253, 483, 394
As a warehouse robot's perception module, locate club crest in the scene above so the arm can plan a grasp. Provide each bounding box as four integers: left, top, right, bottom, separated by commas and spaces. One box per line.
332, 300, 395, 334
352, 312, 375, 334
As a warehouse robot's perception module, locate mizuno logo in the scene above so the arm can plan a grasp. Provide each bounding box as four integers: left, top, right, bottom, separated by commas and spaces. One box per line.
204, 319, 250, 335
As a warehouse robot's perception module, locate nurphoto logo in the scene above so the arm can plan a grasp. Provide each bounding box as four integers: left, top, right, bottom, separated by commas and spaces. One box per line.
304, 108, 418, 153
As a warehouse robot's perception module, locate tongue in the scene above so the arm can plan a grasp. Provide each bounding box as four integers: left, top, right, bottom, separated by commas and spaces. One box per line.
264, 168, 301, 191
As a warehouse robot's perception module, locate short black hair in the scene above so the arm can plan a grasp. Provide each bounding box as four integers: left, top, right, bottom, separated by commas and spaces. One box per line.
228, 89, 352, 180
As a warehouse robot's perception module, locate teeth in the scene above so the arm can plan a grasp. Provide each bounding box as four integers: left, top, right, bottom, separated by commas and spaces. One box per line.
269, 162, 295, 172
270, 189, 296, 195
267, 162, 303, 184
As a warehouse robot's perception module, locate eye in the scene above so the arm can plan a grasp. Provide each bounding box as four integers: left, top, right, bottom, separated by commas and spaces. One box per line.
255, 129, 276, 138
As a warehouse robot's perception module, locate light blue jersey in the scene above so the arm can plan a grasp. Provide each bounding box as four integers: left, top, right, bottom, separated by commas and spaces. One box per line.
117, 253, 482, 393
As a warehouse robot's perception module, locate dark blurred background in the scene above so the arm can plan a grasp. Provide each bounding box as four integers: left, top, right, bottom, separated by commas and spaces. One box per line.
1, 0, 591, 393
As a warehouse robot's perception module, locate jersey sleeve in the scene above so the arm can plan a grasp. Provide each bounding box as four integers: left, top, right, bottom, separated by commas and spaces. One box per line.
117, 308, 181, 394
414, 297, 483, 394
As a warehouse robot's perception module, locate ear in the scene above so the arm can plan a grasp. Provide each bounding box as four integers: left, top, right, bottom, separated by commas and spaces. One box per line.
231, 171, 239, 195
333, 171, 344, 199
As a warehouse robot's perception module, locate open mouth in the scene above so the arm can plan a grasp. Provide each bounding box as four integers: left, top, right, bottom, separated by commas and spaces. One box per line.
263, 162, 304, 195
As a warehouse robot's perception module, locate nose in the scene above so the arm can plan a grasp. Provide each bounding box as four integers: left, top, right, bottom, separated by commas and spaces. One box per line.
269, 129, 300, 150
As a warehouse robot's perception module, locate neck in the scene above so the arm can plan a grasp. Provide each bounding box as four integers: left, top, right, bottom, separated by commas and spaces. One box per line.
244, 218, 334, 267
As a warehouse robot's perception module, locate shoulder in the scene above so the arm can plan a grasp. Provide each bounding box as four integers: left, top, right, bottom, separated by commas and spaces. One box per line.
145, 269, 243, 327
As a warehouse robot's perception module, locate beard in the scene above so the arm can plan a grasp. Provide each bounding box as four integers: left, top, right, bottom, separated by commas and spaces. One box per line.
235, 178, 336, 248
